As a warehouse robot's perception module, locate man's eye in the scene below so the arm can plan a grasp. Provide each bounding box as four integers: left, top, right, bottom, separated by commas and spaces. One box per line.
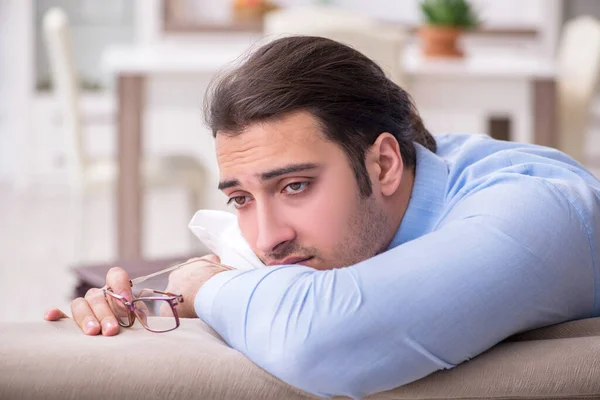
283, 182, 308, 194
227, 196, 250, 208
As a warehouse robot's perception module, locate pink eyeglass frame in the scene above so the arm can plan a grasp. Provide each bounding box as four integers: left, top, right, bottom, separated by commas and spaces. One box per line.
102, 258, 233, 333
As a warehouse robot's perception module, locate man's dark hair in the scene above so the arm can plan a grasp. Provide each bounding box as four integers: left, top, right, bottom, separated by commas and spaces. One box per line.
205, 36, 436, 197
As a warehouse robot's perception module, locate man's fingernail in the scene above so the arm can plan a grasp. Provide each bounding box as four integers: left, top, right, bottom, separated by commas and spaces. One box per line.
119, 291, 132, 302
86, 319, 99, 331
102, 321, 116, 332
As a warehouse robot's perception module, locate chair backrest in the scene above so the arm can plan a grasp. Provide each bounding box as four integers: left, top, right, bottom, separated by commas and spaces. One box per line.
556, 15, 600, 163
263, 6, 407, 87
264, 5, 372, 34
43, 7, 86, 185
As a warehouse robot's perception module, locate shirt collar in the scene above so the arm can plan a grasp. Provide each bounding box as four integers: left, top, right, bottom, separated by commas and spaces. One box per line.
388, 142, 449, 249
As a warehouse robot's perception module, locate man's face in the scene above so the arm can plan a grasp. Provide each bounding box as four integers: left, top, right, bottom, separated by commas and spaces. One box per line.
216, 111, 391, 270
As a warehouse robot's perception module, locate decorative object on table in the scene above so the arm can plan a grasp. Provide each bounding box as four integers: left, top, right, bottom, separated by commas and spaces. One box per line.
418, 0, 480, 58
232, 0, 278, 24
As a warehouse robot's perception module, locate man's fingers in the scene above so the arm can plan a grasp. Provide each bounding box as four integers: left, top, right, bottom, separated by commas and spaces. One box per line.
71, 297, 101, 335
186, 254, 234, 270
201, 254, 221, 263
49, 266, 132, 336
159, 301, 172, 317
186, 254, 221, 264
201, 254, 236, 270
85, 288, 120, 336
106, 266, 133, 302
44, 308, 69, 321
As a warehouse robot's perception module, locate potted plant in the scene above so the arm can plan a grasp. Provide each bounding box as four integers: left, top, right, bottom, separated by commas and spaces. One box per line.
419, 0, 480, 58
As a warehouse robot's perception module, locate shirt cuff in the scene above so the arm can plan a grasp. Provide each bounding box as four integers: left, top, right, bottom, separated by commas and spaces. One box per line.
194, 269, 244, 322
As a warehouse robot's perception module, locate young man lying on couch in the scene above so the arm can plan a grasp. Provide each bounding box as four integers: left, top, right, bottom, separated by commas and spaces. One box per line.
45, 36, 600, 399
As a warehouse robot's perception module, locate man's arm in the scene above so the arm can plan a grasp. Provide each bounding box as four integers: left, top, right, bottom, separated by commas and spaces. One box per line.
195, 178, 597, 399
44, 255, 226, 335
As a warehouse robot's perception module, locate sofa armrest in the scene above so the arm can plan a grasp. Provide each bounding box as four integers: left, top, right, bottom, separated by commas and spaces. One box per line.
506, 317, 600, 342
0, 318, 317, 400
2, 318, 600, 400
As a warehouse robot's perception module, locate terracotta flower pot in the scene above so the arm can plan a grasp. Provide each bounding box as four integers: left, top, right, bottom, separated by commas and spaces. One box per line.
233, 1, 278, 24
419, 25, 464, 58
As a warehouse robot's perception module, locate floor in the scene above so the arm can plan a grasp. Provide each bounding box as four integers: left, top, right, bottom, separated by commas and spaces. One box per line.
1, 135, 599, 323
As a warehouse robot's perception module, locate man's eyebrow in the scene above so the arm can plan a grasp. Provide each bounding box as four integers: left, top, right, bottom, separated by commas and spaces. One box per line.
218, 179, 240, 191
260, 163, 319, 181
218, 163, 320, 191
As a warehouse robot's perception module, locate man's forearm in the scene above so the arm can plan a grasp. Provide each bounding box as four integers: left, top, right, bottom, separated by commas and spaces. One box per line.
194, 264, 451, 399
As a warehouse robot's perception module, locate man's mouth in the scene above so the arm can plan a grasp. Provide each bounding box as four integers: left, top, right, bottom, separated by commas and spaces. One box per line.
266, 256, 313, 266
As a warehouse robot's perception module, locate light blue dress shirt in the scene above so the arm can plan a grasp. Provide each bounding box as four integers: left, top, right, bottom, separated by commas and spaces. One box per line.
195, 134, 600, 399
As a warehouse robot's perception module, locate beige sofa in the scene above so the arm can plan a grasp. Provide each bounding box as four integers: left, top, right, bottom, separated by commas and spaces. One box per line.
2, 317, 600, 400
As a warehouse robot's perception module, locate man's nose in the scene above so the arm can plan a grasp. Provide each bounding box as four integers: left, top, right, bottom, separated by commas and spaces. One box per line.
255, 203, 295, 254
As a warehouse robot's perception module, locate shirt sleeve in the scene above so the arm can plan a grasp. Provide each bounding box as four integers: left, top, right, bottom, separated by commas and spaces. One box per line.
194, 176, 597, 399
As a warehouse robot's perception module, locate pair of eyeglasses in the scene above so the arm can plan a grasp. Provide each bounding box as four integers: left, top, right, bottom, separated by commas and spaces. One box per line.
102, 258, 233, 333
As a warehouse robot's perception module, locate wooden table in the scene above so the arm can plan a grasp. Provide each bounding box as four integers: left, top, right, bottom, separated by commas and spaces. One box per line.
102, 42, 557, 260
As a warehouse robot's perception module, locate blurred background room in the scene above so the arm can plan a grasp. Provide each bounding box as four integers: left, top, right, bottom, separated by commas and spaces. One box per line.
1, 0, 600, 322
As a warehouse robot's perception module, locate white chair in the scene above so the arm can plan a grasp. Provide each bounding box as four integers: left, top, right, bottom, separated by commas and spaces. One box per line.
43, 8, 207, 260
263, 6, 408, 88
556, 15, 600, 163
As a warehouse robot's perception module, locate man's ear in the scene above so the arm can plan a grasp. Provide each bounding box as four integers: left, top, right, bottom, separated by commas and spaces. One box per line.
367, 133, 404, 197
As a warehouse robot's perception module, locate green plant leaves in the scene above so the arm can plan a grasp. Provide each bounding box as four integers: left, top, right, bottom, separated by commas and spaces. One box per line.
420, 0, 480, 29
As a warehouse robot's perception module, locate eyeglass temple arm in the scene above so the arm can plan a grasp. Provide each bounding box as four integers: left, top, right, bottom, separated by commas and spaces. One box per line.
129, 259, 234, 287
129, 263, 183, 286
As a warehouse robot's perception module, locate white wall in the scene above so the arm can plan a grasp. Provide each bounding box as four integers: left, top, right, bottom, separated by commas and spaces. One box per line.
0, 1, 10, 180
0, 0, 34, 184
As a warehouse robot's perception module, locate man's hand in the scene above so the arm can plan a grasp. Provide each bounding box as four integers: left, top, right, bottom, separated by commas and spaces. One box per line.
44, 265, 133, 336
44, 254, 230, 335
162, 255, 233, 318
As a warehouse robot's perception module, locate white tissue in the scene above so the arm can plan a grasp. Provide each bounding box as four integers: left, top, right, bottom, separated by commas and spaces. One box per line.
188, 210, 265, 270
